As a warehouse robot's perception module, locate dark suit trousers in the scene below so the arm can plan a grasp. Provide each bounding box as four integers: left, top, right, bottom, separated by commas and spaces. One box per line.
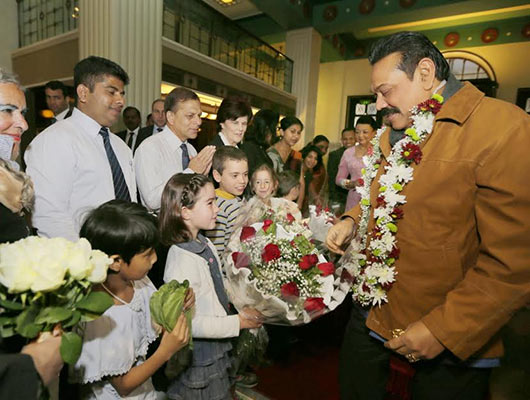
339, 307, 491, 400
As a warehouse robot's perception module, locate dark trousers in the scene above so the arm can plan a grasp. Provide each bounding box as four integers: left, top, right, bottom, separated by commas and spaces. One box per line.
339, 307, 491, 400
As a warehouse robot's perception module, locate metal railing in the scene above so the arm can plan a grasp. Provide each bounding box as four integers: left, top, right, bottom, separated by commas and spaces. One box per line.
163, 0, 293, 93
17, 0, 79, 47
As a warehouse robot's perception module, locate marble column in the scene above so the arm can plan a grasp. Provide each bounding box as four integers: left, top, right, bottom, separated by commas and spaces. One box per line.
79, 0, 162, 118
286, 27, 322, 143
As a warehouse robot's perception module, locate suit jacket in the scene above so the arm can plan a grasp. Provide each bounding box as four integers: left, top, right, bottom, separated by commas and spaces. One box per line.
327, 147, 348, 205
209, 133, 226, 148
345, 82, 530, 360
116, 127, 152, 153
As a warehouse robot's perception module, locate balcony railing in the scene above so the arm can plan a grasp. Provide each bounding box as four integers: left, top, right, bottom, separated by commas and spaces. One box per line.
17, 0, 79, 47
163, 0, 293, 93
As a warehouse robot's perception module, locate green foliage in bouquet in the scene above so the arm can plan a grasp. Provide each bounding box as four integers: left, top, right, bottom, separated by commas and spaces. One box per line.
0, 237, 115, 365
232, 328, 269, 373
149, 279, 193, 379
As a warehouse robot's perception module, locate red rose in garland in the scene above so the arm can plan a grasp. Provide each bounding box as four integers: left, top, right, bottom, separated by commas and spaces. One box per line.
231, 252, 250, 269
317, 262, 334, 276
286, 213, 295, 224
299, 254, 319, 270
303, 297, 325, 312
240, 226, 256, 242
262, 243, 281, 262
281, 282, 300, 298
262, 219, 274, 232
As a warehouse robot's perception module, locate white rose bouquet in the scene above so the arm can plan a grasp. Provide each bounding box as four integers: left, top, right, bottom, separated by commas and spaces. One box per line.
0, 236, 114, 364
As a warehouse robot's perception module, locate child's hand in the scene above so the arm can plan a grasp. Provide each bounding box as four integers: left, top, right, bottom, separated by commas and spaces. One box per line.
158, 314, 190, 360
238, 307, 263, 329
183, 288, 195, 311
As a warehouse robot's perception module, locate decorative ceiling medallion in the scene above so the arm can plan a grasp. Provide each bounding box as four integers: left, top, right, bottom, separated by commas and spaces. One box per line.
481, 28, 498, 43
522, 23, 530, 38
359, 0, 375, 15
399, 0, 416, 8
444, 32, 460, 47
323, 5, 338, 22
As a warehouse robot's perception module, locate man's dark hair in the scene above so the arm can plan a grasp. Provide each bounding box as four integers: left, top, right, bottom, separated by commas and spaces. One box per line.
44, 80, 68, 97
164, 87, 199, 113
312, 135, 329, 145
212, 146, 248, 175
73, 56, 129, 96
244, 109, 279, 149
355, 115, 378, 131
151, 98, 164, 110
341, 127, 354, 136
368, 31, 450, 81
123, 106, 141, 118
217, 96, 252, 126
80, 200, 159, 264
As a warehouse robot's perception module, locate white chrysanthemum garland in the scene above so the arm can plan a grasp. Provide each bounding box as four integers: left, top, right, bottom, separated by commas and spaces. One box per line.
346, 93, 445, 307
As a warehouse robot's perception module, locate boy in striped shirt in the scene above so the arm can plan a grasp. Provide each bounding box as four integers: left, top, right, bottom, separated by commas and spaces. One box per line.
205, 146, 249, 255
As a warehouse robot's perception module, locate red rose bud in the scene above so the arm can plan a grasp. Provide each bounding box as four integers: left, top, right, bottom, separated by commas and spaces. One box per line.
240, 226, 256, 242
262, 243, 281, 262
317, 262, 334, 276
303, 297, 325, 312
262, 219, 274, 232
231, 252, 250, 269
286, 213, 295, 223
357, 178, 364, 186
281, 282, 300, 298
381, 282, 394, 290
376, 196, 386, 207
391, 207, 404, 220
299, 254, 319, 270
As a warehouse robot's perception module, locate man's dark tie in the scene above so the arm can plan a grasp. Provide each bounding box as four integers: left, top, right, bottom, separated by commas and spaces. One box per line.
126, 132, 134, 148
180, 143, 190, 170
157, 127, 163, 132
99, 127, 131, 201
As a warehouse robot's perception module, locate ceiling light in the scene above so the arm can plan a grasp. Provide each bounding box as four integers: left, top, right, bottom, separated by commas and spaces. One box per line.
215, 0, 239, 6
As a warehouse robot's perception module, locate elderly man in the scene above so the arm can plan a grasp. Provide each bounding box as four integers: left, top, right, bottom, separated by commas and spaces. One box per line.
0, 68, 63, 399
26, 56, 135, 241
326, 32, 530, 399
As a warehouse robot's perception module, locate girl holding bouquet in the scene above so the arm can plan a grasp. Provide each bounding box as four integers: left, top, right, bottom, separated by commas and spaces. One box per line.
73, 200, 191, 399
159, 173, 262, 400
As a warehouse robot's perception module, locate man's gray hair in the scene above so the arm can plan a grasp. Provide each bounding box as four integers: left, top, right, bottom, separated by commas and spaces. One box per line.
0, 68, 22, 88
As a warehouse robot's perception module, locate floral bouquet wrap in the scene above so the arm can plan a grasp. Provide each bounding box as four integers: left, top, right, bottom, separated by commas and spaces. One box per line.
0, 236, 114, 364
223, 198, 351, 325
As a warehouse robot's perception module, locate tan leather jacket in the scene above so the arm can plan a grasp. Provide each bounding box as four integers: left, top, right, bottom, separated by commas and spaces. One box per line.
345, 82, 530, 360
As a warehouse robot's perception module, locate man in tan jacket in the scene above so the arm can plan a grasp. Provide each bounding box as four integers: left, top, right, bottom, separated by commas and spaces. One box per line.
327, 32, 530, 399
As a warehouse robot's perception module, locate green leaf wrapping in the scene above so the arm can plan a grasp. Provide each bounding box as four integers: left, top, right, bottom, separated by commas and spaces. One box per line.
62, 310, 82, 329
60, 331, 83, 364
34, 307, 73, 325
15, 306, 43, 338
0, 298, 24, 310
76, 291, 114, 314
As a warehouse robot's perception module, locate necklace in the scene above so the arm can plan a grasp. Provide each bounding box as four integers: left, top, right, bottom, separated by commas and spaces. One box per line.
344, 86, 445, 307
101, 281, 134, 306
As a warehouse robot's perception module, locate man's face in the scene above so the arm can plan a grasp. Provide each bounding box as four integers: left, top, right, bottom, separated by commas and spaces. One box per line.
45, 87, 68, 115
371, 52, 429, 130
123, 109, 141, 131
152, 100, 166, 128
0, 83, 28, 160
314, 140, 329, 156
341, 130, 356, 148
77, 75, 125, 127
167, 99, 202, 141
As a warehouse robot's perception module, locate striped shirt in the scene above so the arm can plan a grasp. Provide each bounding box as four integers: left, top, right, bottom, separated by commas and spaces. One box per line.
204, 189, 242, 256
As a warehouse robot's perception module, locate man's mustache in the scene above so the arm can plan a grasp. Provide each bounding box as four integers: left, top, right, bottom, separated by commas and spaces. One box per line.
380, 107, 401, 118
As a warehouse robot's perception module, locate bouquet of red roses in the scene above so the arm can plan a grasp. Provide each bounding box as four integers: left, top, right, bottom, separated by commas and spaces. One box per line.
223, 198, 350, 325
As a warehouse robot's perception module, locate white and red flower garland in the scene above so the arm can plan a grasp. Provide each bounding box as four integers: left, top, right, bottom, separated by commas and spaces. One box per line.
347, 93, 444, 307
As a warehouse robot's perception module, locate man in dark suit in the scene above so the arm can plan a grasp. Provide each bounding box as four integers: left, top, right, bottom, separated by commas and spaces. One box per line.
327, 128, 356, 214
116, 106, 148, 153
129, 99, 166, 152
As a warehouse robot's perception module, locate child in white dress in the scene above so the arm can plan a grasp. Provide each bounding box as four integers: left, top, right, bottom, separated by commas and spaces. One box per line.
159, 174, 262, 400
72, 200, 192, 399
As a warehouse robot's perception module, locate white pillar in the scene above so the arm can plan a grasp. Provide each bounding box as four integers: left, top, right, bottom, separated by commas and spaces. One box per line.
79, 0, 162, 117
0, 0, 18, 72
286, 27, 321, 143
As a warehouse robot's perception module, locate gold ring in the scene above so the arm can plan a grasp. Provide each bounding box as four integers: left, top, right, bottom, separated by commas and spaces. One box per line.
406, 353, 419, 363
391, 328, 405, 338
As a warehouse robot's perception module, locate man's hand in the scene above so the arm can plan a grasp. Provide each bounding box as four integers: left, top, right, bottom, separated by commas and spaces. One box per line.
384, 320, 445, 362
188, 145, 216, 174
325, 217, 356, 254
21, 331, 63, 386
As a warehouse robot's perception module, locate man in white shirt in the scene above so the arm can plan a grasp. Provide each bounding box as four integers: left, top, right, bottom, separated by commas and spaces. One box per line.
44, 80, 72, 122
116, 106, 147, 153
25, 56, 136, 241
134, 87, 216, 212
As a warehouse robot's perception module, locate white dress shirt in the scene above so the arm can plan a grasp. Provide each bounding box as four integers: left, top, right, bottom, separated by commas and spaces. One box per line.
134, 126, 196, 212
55, 107, 70, 121
25, 108, 136, 241
125, 126, 140, 150
152, 125, 165, 135
218, 132, 238, 147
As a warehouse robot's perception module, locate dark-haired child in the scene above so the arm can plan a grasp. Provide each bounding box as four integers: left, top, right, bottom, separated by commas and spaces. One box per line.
159, 173, 262, 399
73, 200, 191, 399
